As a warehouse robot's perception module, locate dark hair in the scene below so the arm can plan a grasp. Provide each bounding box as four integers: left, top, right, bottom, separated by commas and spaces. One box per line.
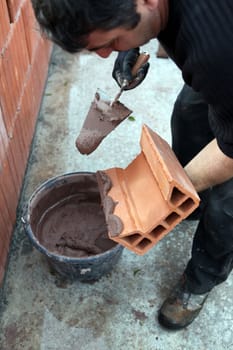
31, 0, 140, 53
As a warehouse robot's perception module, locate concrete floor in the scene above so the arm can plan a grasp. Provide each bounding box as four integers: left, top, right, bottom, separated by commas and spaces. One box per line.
1, 41, 233, 350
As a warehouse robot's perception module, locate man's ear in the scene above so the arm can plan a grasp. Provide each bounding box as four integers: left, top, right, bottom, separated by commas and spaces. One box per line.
139, 0, 159, 10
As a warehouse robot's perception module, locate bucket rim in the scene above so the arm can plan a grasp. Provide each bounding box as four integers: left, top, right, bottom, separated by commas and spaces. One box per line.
28, 171, 95, 202
23, 171, 123, 262
25, 171, 96, 221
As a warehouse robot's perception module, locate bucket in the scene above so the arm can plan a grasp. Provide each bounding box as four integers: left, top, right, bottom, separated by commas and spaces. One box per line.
23, 172, 123, 282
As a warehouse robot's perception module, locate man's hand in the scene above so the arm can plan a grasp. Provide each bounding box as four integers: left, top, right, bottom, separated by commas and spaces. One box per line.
112, 48, 150, 90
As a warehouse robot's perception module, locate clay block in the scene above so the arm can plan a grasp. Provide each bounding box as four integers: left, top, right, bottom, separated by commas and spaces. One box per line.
0, 228, 10, 267
0, 53, 15, 123
0, 96, 22, 192
32, 36, 52, 94
0, 156, 18, 223
21, 0, 41, 62
0, 3, 52, 286
6, 141, 21, 193
41, 36, 51, 61
30, 37, 51, 117
0, 107, 8, 164
15, 112, 28, 167
0, 229, 10, 285
0, 181, 14, 240
8, 117, 27, 191
7, 0, 23, 22
15, 36, 52, 153
0, 108, 19, 242
97, 124, 200, 255
0, 265, 4, 287
0, 11, 30, 135
140, 125, 198, 205
0, 1, 10, 51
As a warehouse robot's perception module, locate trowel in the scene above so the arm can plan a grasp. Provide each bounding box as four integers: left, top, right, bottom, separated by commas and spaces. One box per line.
76, 52, 150, 155
111, 52, 150, 106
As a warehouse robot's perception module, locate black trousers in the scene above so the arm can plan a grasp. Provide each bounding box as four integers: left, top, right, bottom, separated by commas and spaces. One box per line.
171, 84, 233, 294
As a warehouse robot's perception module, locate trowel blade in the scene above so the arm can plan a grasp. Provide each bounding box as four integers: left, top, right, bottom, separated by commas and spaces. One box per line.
76, 89, 132, 155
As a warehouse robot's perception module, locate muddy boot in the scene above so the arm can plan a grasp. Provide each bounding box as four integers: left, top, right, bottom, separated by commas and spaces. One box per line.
158, 276, 209, 330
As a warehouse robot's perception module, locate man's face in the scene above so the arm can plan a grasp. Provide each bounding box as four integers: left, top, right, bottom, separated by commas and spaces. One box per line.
86, 1, 161, 57
86, 27, 152, 58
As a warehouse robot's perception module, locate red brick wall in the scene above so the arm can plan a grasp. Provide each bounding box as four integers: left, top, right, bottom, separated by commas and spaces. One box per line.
0, 0, 52, 284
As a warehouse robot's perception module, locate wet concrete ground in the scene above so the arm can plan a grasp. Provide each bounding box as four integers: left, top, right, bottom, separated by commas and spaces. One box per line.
0, 42, 233, 349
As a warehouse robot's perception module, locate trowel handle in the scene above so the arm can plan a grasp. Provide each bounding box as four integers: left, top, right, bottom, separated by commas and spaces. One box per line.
131, 52, 150, 77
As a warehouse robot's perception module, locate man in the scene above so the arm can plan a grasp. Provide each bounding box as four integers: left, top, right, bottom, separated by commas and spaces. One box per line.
31, 0, 233, 330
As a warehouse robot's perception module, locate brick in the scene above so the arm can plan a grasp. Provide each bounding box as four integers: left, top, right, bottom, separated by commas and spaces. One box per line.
0, 0, 52, 286
21, 0, 41, 63
0, 184, 13, 241
13, 115, 28, 178
0, 105, 19, 234
43, 36, 53, 62
0, 106, 9, 164
0, 233, 4, 261
24, 37, 52, 133
0, 226, 10, 267
0, 204, 11, 285
18, 60, 43, 152
0, 1, 11, 51
0, 155, 18, 224
0, 235, 10, 285
32, 37, 52, 93
6, 140, 21, 194
0, 11, 30, 136
97, 125, 200, 255
7, 121, 26, 193
13, 39, 51, 160
18, 75, 32, 151
0, 264, 5, 286
6, 0, 23, 22
0, 200, 10, 245
0, 105, 21, 194
0, 52, 15, 123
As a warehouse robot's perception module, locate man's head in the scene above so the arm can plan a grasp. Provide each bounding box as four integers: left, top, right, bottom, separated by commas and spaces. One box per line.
32, 0, 166, 57
31, 0, 140, 53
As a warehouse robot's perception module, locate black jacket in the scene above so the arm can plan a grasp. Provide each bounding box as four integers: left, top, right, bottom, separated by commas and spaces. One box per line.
158, 0, 233, 157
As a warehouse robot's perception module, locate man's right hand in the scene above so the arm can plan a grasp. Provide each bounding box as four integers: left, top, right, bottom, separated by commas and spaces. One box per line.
112, 48, 150, 90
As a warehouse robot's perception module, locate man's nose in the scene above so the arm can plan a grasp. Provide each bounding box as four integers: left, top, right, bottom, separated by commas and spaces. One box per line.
95, 47, 113, 58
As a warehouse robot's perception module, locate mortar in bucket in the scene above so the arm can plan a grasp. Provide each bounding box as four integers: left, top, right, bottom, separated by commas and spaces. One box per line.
23, 172, 124, 282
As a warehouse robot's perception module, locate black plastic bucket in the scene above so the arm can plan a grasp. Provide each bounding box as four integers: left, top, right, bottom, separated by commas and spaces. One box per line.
23, 172, 123, 282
